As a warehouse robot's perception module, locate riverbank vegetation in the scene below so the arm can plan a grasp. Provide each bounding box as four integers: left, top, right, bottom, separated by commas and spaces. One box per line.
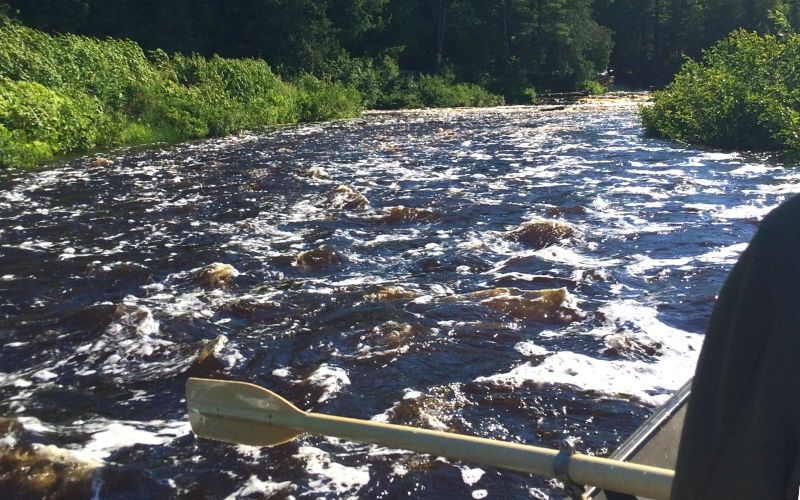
642, 13, 800, 151
0, 17, 505, 169
0, 19, 365, 168
3, 0, 800, 166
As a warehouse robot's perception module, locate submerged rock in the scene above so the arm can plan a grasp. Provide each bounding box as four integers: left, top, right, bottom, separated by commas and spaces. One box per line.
0, 445, 99, 498
305, 166, 331, 179
91, 156, 113, 167
460, 287, 584, 323
483, 288, 583, 323
188, 335, 228, 376
193, 263, 239, 288
378, 385, 467, 432
219, 297, 290, 322
369, 321, 417, 350
604, 333, 662, 358
376, 205, 440, 224
294, 244, 344, 270
327, 185, 369, 210
508, 220, 574, 249
0, 419, 100, 498
544, 205, 587, 218
364, 286, 420, 302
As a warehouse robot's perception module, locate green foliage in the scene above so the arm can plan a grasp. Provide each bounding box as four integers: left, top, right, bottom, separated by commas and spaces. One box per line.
0, 77, 112, 167
322, 51, 503, 110
595, 0, 797, 85
641, 18, 800, 151
413, 74, 504, 108
293, 74, 363, 121
330, 53, 400, 108
5, 0, 616, 102
9, 0, 800, 96
378, 73, 503, 109
579, 80, 607, 95
0, 18, 365, 168
0, 14, 505, 169
522, 88, 540, 104
150, 53, 300, 135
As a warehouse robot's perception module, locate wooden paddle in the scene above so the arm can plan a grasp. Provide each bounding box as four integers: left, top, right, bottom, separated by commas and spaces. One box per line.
186, 377, 673, 499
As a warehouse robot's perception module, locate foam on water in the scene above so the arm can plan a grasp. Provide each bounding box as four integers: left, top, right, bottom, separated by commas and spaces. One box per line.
305, 364, 351, 402
1, 100, 798, 499
80, 420, 190, 460
461, 466, 485, 486
223, 476, 295, 499
714, 201, 781, 220
514, 341, 550, 357
475, 301, 702, 405
294, 445, 370, 497
696, 242, 749, 264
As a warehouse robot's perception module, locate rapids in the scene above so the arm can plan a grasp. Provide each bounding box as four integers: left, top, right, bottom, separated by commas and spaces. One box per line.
1, 98, 798, 498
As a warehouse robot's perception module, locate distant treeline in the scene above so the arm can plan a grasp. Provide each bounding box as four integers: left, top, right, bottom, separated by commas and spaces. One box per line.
4, 0, 800, 97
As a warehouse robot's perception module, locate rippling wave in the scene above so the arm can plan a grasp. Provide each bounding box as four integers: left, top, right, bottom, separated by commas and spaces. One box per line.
1, 99, 797, 498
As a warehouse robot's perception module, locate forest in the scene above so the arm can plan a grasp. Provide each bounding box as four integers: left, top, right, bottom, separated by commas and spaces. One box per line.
2, 0, 800, 166
5, 0, 800, 98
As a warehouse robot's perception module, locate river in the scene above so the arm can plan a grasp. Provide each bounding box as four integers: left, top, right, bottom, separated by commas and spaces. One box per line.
0, 97, 798, 498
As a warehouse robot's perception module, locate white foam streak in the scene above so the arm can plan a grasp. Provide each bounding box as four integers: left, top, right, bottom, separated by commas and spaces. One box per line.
305, 364, 350, 402
295, 445, 370, 496
224, 476, 294, 499
81, 420, 190, 460
714, 203, 778, 220
476, 301, 703, 405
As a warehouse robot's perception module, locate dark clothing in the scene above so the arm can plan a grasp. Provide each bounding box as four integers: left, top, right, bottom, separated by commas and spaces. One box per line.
672, 194, 800, 499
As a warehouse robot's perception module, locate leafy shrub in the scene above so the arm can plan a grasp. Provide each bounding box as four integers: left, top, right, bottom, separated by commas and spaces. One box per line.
0, 21, 156, 115
522, 88, 540, 104
641, 16, 800, 151
579, 80, 607, 95
0, 78, 111, 167
0, 18, 362, 168
294, 74, 362, 122
0, 17, 502, 169
416, 75, 504, 108
327, 52, 502, 110
378, 73, 503, 109
327, 54, 395, 109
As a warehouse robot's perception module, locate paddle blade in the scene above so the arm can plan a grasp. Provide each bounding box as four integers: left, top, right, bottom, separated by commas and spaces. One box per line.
186, 377, 304, 447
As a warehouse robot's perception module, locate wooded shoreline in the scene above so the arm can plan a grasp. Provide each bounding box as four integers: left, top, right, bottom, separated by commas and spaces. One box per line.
0, 19, 504, 169
3, 3, 800, 169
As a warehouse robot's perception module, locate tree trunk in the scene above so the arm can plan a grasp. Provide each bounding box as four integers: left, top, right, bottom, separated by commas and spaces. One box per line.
435, 0, 448, 72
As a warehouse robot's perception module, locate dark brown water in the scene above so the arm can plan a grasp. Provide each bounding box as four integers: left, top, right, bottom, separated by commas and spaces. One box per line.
1, 100, 798, 498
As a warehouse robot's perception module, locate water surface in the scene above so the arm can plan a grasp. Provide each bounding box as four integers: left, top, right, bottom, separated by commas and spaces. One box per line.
1, 100, 797, 498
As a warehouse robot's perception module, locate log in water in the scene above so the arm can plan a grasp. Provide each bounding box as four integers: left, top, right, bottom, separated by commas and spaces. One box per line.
0, 98, 797, 498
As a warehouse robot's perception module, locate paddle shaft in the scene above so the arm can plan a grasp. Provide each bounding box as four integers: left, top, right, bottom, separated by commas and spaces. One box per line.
192, 401, 673, 499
